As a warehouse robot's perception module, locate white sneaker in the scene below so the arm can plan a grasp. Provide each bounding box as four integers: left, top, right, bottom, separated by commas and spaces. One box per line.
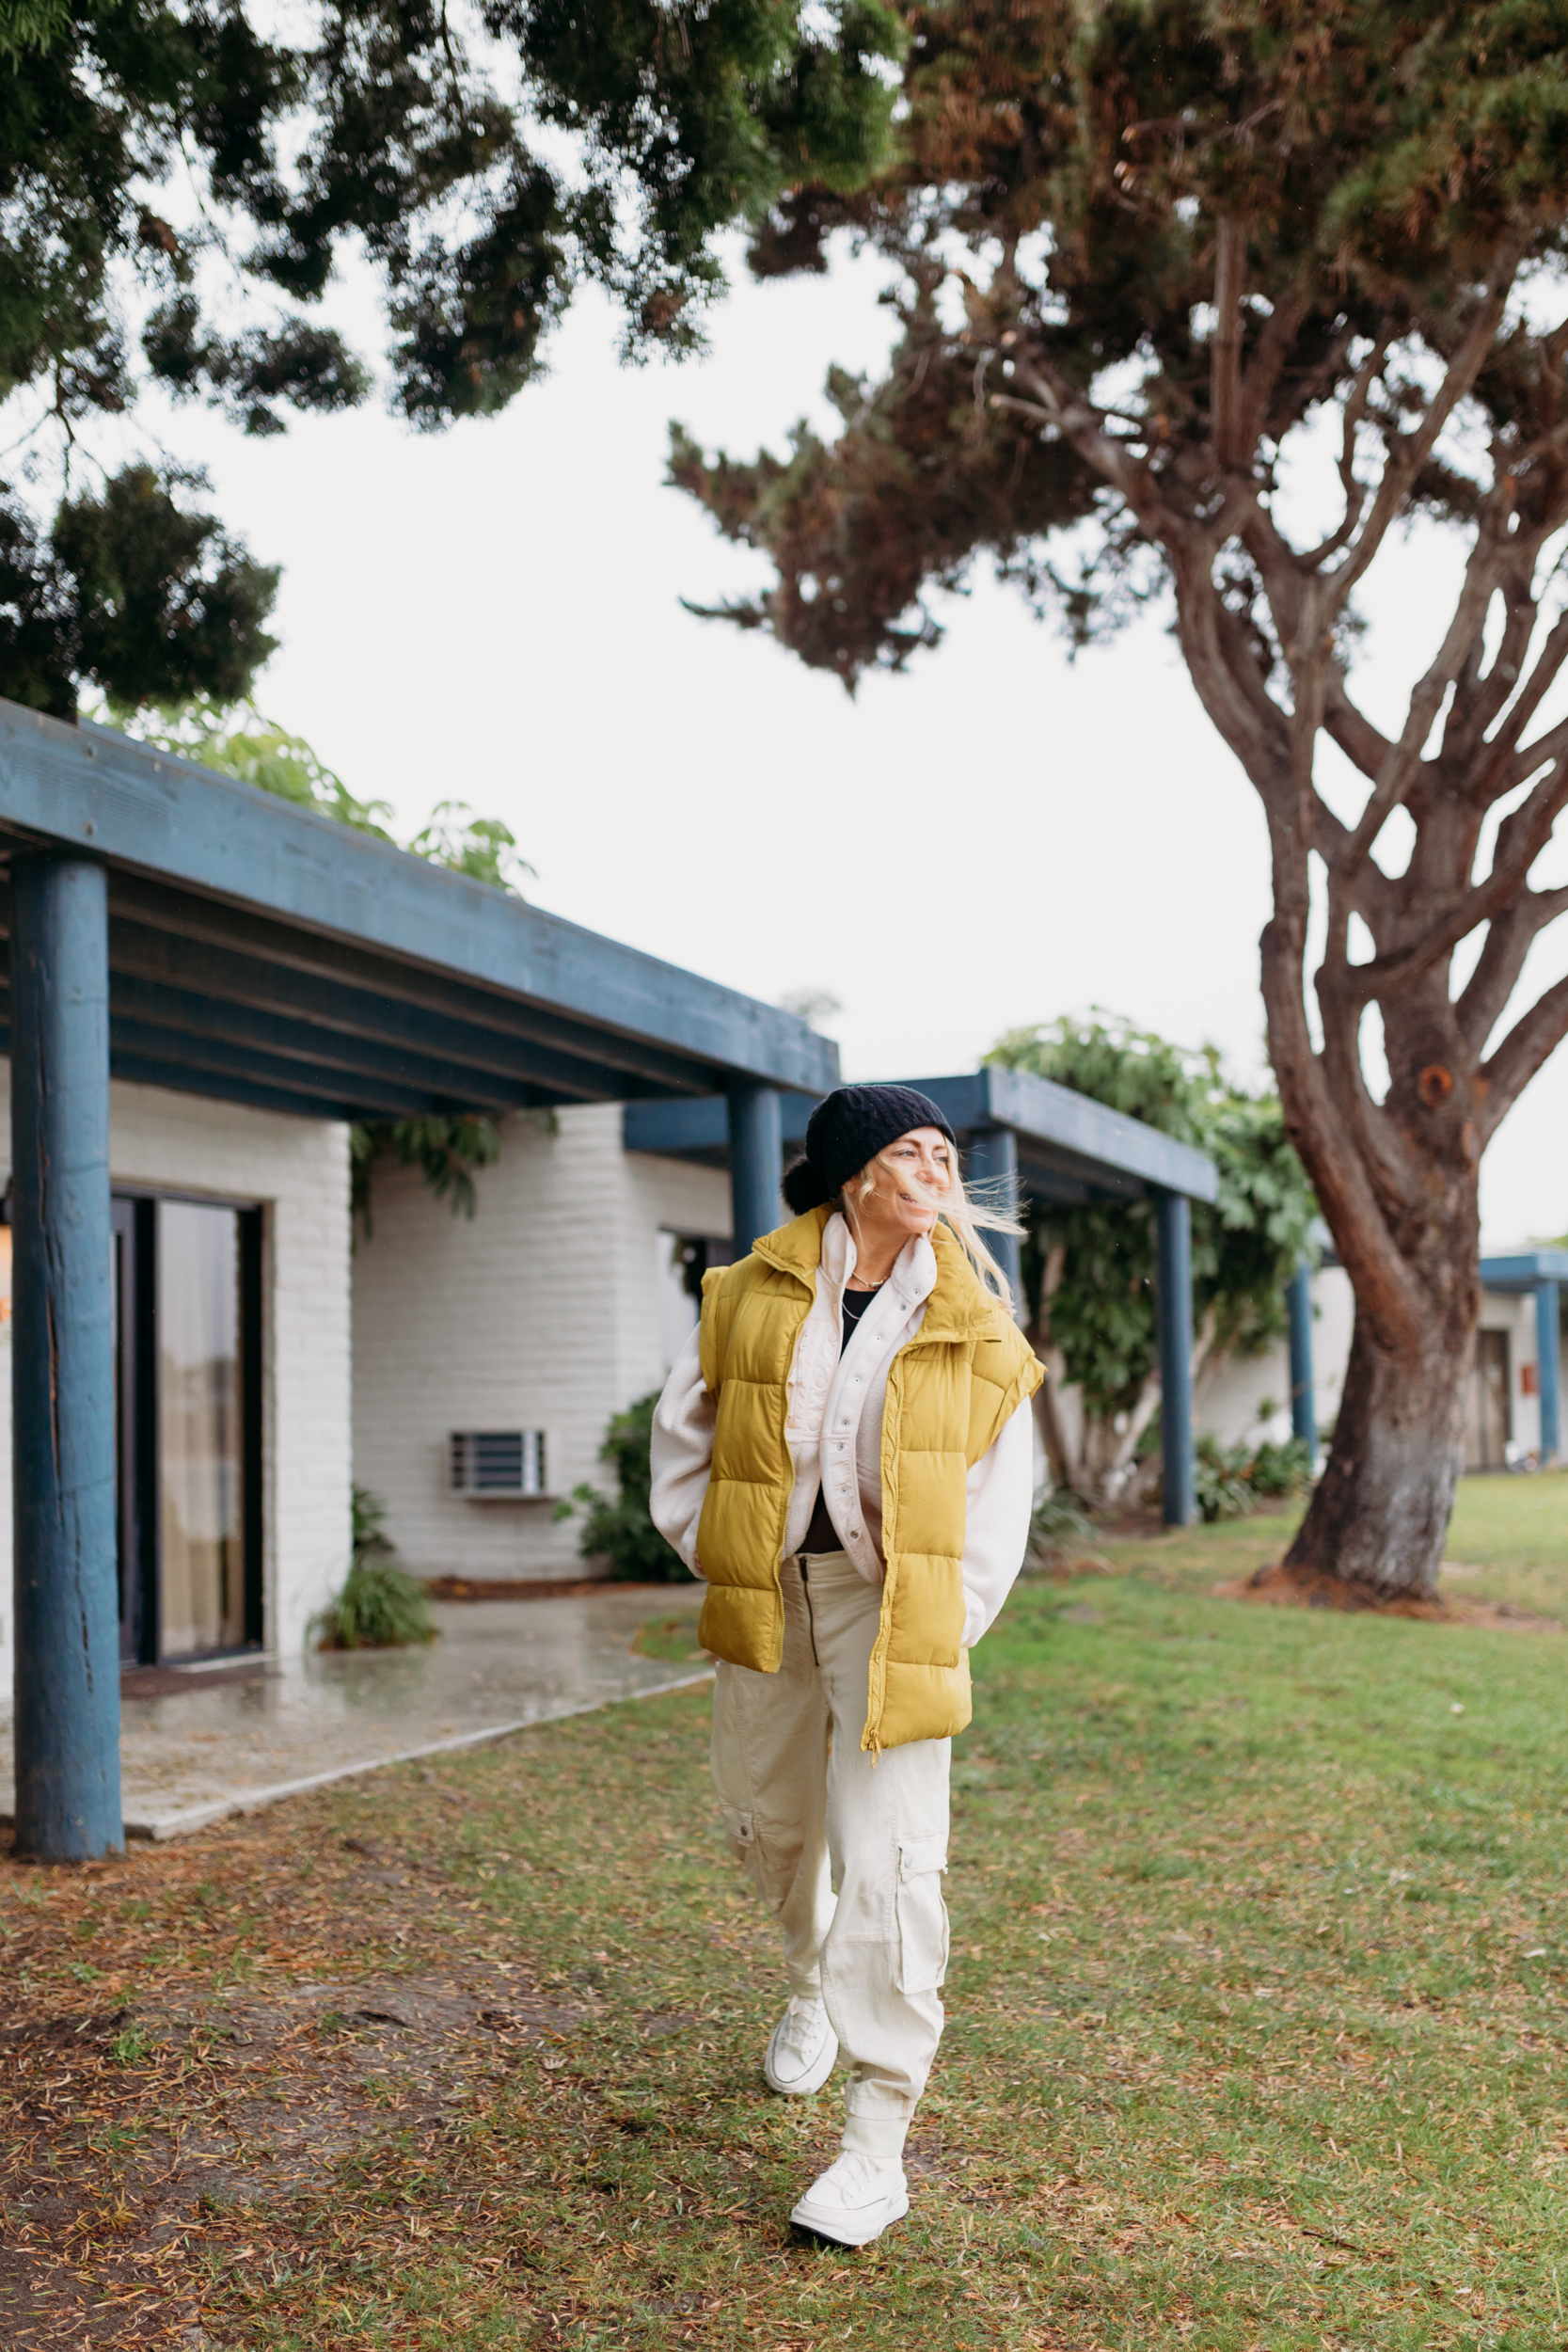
790, 2149, 910, 2246
764, 1996, 838, 2096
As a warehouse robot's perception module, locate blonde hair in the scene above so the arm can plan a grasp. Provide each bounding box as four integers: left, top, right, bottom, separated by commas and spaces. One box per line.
837, 1139, 1026, 1314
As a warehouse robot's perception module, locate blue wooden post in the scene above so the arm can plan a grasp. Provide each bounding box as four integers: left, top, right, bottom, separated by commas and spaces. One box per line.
966, 1122, 1022, 1314
1535, 1278, 1561, 1464
10, 854, 121, 1861
1287, 1262, 1317, 1455
727, 1082, 783, 1258
1152, 1186, 1196, 1527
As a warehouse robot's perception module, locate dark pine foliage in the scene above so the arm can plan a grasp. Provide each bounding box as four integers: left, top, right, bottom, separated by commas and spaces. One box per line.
0, 0, 903, 712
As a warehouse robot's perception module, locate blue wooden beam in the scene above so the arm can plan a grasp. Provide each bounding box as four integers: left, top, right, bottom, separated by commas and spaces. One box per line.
1152, 1187, 1196, 1527
965, 1124, 1022, 1315
624, 1070, 1219, 1206
1480, 1248, 1568, 1292
105, 1048, 369, 1124
9, 854, 121, 1861
1535, 1279, 1561, 1464
100, 879, 715, 1096
1287, 1263, 1316, 1454
625, 1093, 815, 1161
92, 906, 678, 1105
0, 705, 841, 1096
728, 1084, 783, 1256
98, 970, 531, 1112
104, 1013, 446, 1118
976, 1066, 1219, 1203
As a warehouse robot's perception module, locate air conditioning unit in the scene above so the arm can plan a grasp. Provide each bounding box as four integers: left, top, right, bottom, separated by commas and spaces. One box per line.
448, 1430, 551, 1499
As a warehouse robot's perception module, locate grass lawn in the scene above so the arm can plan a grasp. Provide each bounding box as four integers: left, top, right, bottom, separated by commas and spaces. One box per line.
4, 1475, 1568, 2349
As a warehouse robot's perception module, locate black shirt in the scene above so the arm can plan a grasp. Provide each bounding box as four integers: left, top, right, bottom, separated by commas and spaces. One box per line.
800, 1284, 885, 1556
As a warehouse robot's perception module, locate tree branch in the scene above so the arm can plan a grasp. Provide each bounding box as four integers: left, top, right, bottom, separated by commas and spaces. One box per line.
1456, 885, 1568, 1055
1211, 215, 1246, 467
1323, 675, 1393, 782
1501, 711, 1568, 795
1332, 523, 1509, 882
1480, 968, 1568, 1135
1235, 285, 1310, 454
1327, 242, 1527, 611
1442, 561, 1536, 758
1297, 335, 1386, 571
1349, 756, 1568, 1002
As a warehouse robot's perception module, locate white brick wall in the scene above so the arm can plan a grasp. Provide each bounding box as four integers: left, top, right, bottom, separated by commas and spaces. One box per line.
0, 1071, 352, 1692
351, 1104, 731, 1581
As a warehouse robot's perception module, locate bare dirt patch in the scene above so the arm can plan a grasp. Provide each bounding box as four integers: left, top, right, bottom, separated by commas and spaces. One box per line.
0, 1798, 596, 2347
1214, 1559, 1563, 1631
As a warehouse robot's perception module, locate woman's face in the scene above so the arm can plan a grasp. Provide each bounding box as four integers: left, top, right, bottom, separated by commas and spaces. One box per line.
856, 1126, 954, 1243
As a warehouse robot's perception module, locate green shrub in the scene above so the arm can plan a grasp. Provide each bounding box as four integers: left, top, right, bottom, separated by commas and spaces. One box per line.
311, 1486, 436, 1648
1246, 1436, 1314, 1499
1025, 1486, 1098, 1569
557, 1392, 688, 1582
1194, 1433, 1313, 1523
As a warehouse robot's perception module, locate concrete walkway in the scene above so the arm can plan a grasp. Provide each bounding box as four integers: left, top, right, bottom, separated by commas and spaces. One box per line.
0, 1588, 709, 1841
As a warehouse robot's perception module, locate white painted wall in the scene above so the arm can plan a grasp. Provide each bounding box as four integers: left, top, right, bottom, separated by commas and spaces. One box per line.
1197, 1263, 1568, 1467
1196, 1266, 1356, 1451
0, 1072, 352, 1695
350, 1104, 732, 1581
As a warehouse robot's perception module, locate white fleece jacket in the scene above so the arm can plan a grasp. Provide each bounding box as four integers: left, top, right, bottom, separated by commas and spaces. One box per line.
649, 1211, 1035, 1648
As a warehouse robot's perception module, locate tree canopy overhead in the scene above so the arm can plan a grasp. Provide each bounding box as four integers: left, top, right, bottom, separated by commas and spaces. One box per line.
672, 0, 1568, 1598
0, 0, 902, 713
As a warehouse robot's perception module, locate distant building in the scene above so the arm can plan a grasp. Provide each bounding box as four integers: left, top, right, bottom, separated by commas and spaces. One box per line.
1200, 1250, 1567, 1470
353, 1068, 1221, 1581
0, 701, 834, 1858
351, 1104, 733, 1584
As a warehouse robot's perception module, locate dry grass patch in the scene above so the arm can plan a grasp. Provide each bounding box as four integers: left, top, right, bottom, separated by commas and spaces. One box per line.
3, 1482, 1568, 2347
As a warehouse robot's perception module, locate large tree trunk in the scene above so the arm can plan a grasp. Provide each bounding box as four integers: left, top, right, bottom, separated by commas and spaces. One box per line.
1283, 1238, 1480, 1601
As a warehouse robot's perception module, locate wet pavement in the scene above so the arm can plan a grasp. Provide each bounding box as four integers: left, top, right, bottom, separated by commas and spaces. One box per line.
0, 1587, 709, 1840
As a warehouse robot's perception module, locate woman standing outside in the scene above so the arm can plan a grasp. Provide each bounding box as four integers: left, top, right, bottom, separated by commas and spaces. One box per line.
651, 1085, 1043, 2246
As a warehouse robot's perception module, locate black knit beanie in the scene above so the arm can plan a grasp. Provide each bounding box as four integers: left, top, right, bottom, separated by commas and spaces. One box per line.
781, 1084, 957, 1216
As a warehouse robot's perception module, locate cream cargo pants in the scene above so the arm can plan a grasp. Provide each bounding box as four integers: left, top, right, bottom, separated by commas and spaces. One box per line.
710, 1549, 950, 2157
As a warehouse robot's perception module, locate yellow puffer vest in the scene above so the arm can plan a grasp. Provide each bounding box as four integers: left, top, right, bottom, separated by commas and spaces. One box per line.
695, 1206, 1044, 1751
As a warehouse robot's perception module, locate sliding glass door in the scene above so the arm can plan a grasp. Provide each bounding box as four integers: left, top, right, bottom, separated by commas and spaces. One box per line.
115, 1193, 262, 1663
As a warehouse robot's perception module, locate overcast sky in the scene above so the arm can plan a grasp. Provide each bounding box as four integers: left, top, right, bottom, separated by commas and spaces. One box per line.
133, 239, 1568, 1248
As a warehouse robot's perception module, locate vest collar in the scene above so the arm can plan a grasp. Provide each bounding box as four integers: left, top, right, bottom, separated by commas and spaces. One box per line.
919, 1222, 1007, 1343
751, 1205, 831, 1289
749, 1205, 1002, 1340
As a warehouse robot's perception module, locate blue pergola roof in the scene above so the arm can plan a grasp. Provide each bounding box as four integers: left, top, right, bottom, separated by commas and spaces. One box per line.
624, 1062, 1218, 1204
0, 703, 839, 1117
1479, 1249, 1568, 1293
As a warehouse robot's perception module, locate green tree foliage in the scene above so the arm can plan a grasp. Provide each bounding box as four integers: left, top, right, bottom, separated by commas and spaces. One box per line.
669, 1, 1568, 1593
0, 0, 902, 715
348, 1114, 503, 1236
990, 1014, 1316, 1502
0, 467, 279, 720
559, 1391, 688, 1583
120, 697, 533, 887
119, 695, 397, 834
116, 697, 519, 1227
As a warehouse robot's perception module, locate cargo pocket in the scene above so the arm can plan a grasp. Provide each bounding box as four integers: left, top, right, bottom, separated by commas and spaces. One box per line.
894, 1834, 949, 1994
720, 1806, 755, 1867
